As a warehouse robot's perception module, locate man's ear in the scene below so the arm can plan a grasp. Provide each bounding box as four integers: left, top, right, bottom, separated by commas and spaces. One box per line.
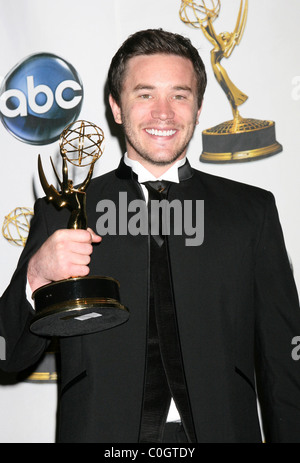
109, 94, 122, 124
196, 101, 203, 125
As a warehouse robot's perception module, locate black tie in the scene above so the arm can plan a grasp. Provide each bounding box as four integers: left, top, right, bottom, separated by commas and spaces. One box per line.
139, 181, 196, 443
143, 180, 170, 247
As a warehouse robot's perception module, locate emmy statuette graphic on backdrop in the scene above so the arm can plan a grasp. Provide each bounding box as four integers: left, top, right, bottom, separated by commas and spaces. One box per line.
2, 207, 33, 247
180, 0, 282, 163
2, 207, 58, 381
30, 120, 129, 337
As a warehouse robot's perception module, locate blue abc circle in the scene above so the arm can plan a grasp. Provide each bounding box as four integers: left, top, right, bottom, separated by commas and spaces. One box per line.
0, 53, 84, 145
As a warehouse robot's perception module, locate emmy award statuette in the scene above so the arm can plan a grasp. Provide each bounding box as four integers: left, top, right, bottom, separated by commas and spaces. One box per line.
30, 120, 129, 337
180, 0, 282, 163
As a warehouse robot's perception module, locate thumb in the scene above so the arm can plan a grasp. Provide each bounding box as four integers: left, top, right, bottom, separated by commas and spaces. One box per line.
87, 227, 102, 243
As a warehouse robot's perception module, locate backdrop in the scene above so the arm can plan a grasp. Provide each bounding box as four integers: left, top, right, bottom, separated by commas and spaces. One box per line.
0, 0, 299, 442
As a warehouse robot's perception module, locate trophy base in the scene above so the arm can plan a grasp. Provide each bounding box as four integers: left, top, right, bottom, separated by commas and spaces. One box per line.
30, 276, 129, 337
201, 117, 282, 163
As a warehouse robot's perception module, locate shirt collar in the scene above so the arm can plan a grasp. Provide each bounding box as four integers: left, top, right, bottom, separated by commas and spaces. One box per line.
123, 152, 186, 184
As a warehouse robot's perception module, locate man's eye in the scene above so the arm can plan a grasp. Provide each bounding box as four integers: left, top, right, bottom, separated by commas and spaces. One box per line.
140, 94, 152, 99
174, 94, 185, 100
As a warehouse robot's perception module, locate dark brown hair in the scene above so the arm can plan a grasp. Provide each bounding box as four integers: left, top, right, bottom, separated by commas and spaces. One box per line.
108, 29, 207, 108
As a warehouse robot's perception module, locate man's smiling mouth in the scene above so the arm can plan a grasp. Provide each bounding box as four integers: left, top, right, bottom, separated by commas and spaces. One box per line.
145, 129, 177, 137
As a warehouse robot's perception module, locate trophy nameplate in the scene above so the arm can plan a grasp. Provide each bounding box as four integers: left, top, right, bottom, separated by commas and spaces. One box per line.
180, 0, 282, 163
30, 120, 129, 337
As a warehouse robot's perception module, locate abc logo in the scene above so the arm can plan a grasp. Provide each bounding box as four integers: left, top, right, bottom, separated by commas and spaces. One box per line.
0, 53, 83, 145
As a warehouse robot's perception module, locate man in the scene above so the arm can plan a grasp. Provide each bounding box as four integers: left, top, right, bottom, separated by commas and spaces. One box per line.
1, 29, 300, 443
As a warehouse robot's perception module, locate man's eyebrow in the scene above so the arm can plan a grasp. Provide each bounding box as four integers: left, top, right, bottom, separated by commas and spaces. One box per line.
133, 84, 155, 91
172, 85, 192, 92
132, 85, 193, 92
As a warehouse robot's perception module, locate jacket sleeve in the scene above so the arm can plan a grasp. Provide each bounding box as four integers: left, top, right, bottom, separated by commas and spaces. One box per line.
0, 198, 51, 372
254, 192, 300, 442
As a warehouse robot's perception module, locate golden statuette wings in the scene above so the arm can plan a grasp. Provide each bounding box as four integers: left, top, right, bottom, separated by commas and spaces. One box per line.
38, 153, 96, 229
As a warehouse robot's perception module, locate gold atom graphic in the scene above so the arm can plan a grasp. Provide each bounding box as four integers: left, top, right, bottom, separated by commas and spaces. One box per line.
179, 0, 221, 27
2, 207, 34, 247
60, 120, 105, 167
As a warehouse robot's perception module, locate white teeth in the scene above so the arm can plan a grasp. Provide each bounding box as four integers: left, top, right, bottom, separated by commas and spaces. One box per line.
146, 129, 176, 137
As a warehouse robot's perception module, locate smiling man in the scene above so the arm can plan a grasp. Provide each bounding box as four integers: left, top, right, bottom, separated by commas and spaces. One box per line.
109, 53, 202, 175
1, 29, 300, 444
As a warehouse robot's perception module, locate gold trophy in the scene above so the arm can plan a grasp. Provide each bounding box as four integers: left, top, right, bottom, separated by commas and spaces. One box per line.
180, 0, 282, 162
30, 120, 129, 337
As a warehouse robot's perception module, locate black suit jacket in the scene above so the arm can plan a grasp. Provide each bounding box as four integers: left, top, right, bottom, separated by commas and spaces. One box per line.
1, 158, 300, 443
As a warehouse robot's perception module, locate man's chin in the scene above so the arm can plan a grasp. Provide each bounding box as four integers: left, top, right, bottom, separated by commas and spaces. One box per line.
149, 159, 176, 167
142, 152, 186, 167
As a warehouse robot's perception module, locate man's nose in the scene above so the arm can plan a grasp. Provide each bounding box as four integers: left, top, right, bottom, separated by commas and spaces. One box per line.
151, 98, 175, 121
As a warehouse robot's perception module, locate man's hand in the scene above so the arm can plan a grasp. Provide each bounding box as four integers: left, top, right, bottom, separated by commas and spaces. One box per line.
27, 228, 102, 293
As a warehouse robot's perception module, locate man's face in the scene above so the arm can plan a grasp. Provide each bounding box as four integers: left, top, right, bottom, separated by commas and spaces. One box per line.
109, 54, 202, 174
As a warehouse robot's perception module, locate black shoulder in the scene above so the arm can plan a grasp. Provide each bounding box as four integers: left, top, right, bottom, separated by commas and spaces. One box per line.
191, 167, 273, 204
